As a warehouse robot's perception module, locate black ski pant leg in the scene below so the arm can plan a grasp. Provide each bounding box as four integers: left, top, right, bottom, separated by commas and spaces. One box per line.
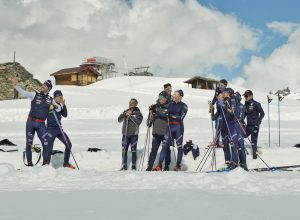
44, 128, 57, 162
56, 129, 72, 164
164, 135, 171, 168
148, 134, 162, 170
130, 135, 138, 166
36, 122, 48, 162
174, 125, 184, 165
246, 126, 259, 159
222, 132, 231, 162
122, 135, 130, 167
25, 120, 37, 163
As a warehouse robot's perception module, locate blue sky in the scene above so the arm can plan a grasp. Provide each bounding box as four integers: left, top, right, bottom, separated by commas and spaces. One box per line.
198, 0, 300, 79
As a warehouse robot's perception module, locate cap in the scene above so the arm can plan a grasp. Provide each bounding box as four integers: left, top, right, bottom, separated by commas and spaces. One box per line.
243, 90, 253, 96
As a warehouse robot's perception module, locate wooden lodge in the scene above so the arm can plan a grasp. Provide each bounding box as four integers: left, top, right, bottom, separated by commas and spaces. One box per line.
51, 65, 101, 86
184, 76, 219, 90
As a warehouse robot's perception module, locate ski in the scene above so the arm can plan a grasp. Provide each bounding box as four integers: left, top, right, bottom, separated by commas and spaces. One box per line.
249, 164, 300, 172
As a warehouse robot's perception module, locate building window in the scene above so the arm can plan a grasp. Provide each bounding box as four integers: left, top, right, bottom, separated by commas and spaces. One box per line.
71, 74, 77, 82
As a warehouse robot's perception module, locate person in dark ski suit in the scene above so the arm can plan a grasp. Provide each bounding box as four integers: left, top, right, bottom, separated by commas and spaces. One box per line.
11, 78, 54, 166
234, 91, 247, 169
243, 90, 265, 159
217, 88, 240, 169
154, 90, 188, 171
44, 90, 75, 169
211, 79, 228, 148
118, 98, 143, 170
146, 91, 171, 171
163, 83, 172, 103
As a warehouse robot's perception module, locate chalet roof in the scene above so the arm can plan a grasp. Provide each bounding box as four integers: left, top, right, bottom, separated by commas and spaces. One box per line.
184, 76, 220, 84
50, 67, 101, 76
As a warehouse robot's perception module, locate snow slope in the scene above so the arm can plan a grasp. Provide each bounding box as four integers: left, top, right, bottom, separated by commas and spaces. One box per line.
0, 76, 300, 220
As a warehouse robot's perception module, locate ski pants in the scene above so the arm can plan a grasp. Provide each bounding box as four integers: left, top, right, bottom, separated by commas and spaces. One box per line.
122, 135, 138, 166
159, 124, 184, 165
25, 120, 47, 163
148, 134, 171, 170
221, 123, 239, 164
245, 125, 259, 159
44, 127, 72, 164
234, 122, 247, 164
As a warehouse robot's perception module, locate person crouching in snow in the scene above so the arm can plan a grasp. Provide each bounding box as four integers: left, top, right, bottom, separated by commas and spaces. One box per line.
154, 90, 188, 172
43, 90, 75, 169
118, 98, 143, 171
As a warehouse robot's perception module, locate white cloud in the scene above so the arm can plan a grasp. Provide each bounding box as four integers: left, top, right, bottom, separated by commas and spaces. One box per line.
266, 21, 299, 36
0, 0, 258, 81
242, 26, 300, 91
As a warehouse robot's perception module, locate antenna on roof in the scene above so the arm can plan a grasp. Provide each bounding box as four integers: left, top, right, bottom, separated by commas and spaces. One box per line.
13, 51, 16, 64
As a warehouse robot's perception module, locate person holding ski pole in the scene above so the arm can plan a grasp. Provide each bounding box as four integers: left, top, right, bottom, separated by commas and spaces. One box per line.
43, 90, 76, 169
243, 90, 265, 159
10, 77, 53, 166
154, 90, 188, 172
233, 91, 248, 170
218, 88, 240, 170
210, 79, 228, 147
118, 98, 143, 170
146, 91, 171, 171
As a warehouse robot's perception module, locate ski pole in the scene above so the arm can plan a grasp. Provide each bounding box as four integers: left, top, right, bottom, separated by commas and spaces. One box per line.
52, 111, 80, 170
267, 96, 272, 147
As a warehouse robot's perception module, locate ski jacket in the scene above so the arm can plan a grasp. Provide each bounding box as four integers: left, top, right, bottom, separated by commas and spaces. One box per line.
47, 102, 67, 128
147, 100, 168, 136
244, 99, 265, 126
118, 107, 143, 136
167, 101, 188, 124
16, 85, 53, 120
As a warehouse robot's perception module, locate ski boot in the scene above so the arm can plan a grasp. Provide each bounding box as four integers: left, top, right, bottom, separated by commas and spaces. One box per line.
120, 165, 127, 171
163, 165, 170, 171
63, 163, 76, 169
42, 160, 50, 166
240, 163, 248, 171
174, 164, 181, 172
132, 165, 136, 171
153, 164, 162, 171
227, 161, 237, 170
146, 166, 152, 171
27, 161, 33, 167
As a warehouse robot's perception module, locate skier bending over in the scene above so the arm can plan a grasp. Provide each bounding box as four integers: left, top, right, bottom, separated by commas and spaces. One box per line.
118, 98, 143, 170
154, 90, 188, 172
43, 90, 75, 169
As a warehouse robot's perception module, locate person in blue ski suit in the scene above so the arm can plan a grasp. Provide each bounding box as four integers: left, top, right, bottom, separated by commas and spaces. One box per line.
146, 91, 171, 171
11, 78, 53, 166
234, 91, 247, 169
217, 88, 240, 169
211, 79, 228, 148
243, 90, 265, 159
154, 90, 188, 171
118, 98, 143, 170
44, 90, 75, 169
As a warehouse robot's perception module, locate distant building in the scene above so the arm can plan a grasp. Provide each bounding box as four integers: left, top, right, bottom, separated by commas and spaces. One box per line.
51, 56, 115, 86
184, 76, 219, 90
124, 66, 154, 76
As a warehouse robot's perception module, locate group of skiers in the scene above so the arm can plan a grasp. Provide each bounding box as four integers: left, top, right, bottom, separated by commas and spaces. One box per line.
118, 79, 265, 171
10, 78, 75, 169
9, 76, 264, 172
210, 79, 265, 170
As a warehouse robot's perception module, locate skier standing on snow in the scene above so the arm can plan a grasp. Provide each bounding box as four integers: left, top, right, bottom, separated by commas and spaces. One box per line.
243, 90, 265, 159
146, 91, 171, 171
154, 90, 188, 171
210, 79, 228, 147
234, 91, 247, 169
43, 90, 75, 169
10, 78, 53, 166
118, 98, 143, 170
218, 88, 240, 169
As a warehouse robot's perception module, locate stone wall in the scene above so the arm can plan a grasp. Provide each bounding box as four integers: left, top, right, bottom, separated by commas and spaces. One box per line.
0, 62, 42, 100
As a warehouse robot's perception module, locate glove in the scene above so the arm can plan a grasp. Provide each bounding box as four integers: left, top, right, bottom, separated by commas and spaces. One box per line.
49, 104, 55, 113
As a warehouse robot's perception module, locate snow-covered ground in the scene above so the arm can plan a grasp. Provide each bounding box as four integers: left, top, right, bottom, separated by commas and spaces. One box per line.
0, 76, 300, 220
